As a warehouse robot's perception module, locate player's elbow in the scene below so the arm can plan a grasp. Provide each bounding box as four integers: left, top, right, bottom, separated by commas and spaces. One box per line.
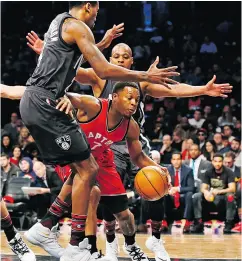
94, 64, 114, 80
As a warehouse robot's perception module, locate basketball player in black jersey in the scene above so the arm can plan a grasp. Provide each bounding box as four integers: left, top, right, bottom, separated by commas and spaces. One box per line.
2, 2, 180, 261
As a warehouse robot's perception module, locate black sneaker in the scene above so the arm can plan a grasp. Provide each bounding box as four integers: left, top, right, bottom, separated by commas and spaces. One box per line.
190, 220, 204, 233
123, 243, 149, 261
224, 221, 233, 234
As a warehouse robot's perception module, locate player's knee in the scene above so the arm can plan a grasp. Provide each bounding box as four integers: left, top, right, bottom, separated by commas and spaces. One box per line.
115, 209, 133, 222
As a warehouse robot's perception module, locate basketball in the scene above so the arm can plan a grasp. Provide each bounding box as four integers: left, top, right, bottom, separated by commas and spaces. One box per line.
134, 166, 169, 201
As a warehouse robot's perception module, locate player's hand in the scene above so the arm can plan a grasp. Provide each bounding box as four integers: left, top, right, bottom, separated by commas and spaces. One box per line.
204, 75, 233, 98
56, 96, 74, 117
26, 31, 44, 55
101, 23, 124, 49
147, 57, 180, 88
160, 166, 172, 191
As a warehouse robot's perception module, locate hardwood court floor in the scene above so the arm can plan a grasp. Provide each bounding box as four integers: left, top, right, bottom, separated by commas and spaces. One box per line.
1, 231, 241, 260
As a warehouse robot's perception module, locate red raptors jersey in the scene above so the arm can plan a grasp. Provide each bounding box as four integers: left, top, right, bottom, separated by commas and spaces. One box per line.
80, 99, 130, 162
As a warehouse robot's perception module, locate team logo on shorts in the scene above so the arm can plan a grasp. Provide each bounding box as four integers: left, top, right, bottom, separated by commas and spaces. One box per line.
55, 135, 71, 151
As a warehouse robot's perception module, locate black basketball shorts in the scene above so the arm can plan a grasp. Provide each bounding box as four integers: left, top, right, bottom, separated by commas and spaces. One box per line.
20, 87, 90, 166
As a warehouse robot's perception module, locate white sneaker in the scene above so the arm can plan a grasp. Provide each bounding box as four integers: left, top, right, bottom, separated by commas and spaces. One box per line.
90, 252, 113, 261
105, 237, 119, 261
24, 222, 64, 258
60, 238, 91, 261
9, 233, 36, 261
145, 236, 170, 261
123, 242, 149, 261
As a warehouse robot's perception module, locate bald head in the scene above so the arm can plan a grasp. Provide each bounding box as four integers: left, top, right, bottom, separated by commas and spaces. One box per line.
111, 43, 132, 56
33, 161, 46, 178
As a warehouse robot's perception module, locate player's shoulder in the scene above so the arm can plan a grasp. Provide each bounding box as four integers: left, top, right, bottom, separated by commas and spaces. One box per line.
127, 117, 140, 139
65, 18, 92, 35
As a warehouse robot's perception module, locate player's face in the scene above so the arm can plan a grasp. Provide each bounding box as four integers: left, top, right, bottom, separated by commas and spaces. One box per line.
224, 157, 234, 168
171, 154, 182, 169
86, 3, 99, 29
189, 144, 200, 159
212, 157, 223, 171
114, 87, 140, 118
110, 47, 133, 69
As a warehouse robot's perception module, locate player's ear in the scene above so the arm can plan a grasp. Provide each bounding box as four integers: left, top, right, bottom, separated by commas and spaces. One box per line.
131, 57, 134, 65
85, 3, 91, 13
112, 93, 118, 101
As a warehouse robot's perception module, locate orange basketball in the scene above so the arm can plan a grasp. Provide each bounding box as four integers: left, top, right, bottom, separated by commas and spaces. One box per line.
134, 166, 169, 201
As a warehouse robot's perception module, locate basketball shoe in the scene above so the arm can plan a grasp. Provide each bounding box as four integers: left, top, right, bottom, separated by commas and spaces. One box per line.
24, 222, 64, 258
146, 236, 170, 261
60, 238, 91, 261
123, 242, 149, 261
104, 237, 119, 261
9, 233, 36, 261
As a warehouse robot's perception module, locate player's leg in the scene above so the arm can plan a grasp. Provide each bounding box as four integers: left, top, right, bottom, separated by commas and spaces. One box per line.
25, 174, 73, 257
144, 199, 170, 261
1, 199, 36, 261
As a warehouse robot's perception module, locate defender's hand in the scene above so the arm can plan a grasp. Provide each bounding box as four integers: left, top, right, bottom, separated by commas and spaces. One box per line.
205, 75, 233, 98
56, 96, 74, 117
101, 23, 124, 49
26, 31, 44, 55
147, 57, 180, 88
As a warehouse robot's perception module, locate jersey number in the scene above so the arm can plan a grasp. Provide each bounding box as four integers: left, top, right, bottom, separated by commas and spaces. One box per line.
91, 141, 102, 151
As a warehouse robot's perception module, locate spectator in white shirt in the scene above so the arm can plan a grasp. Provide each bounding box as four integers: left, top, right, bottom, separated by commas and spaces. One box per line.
188, 110, 205, 129
200, 36, 217, 54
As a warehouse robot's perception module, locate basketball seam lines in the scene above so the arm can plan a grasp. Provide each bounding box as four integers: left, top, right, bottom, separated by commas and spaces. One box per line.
151, 166, 168, 190
141, 170, 161, 198
135, 176, 152, 200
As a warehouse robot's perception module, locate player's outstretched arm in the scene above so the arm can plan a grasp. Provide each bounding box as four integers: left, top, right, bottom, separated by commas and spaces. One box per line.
0, 84, 26, 100
70, 20, 179, 84
142, 75, 233, 98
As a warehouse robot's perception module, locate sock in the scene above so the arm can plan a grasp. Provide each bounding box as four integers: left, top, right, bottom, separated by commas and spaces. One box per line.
104, 220, 116, 243
87, 235, 97, 254
70, 214, 87, 246
124, 233, 135, 246
1, 214, 16, 241
41, 197, 71, 229
151, 220, 161, 240
196, 218, 202, 224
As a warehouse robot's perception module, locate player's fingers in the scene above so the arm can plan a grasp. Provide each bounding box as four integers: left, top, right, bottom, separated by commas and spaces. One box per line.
31, 31, 39, 39
27, 42, 34, 49
161, 66, 178, 72
115, 27, 124, 33
65, 103, 72, 114
27, 32, 37, 42
220, 94, 228, 98
221, 89, 232, 93
59, 102, 68, 112
219, 84, 233, 89
113, 33, 123, 39
162, 71, 180, 77
116, 22, 124, 29
159, 81, 170, 89
26, 36, 35, 45
56, 100, 64, 110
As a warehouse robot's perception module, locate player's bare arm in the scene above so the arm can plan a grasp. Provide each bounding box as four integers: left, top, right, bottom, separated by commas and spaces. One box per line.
66, 20, 179, 84
141, 75, 233, 98
62, 92, 101, 120
0, 84, 26, 99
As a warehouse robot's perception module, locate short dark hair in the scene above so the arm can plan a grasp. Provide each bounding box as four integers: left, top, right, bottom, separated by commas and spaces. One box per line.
171, 151, 182, 159
112, 82, 139, 94
69, 1, 98, 9
232, 137, 241, 144
213, 153, 224, 160
191, 143, 200, 151
1, 152, 9, 159
224, 151, 236, 160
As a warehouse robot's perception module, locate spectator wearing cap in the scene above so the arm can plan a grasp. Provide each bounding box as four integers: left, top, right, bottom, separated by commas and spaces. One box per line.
191, 154, 236, 234
196, 128, 207, 152
184, 143, 212, 191
223, 125, 235, 142
188, 110, 205, 129
203, 140, 217, 162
